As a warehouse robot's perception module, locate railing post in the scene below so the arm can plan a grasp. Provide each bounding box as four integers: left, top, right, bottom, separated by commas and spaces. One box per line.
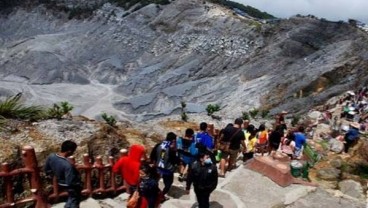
83, 154, 93, 197
22, 146, 48, 208
2, 163, 14, 205
108, 156, 116, 194
94, 156, 105, 193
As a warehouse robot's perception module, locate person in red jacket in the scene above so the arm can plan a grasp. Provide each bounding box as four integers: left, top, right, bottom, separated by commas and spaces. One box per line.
113, 144, 146, 194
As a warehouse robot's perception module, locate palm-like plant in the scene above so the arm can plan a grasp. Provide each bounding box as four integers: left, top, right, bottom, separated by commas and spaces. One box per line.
0, 93, 45, 120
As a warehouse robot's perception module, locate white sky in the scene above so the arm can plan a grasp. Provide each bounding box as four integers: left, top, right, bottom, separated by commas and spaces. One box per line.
233, 0, 368, 23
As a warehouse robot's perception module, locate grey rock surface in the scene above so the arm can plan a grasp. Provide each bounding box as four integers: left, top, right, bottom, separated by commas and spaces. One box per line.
329, 139, 344, 153
317, 167, 341, 181
1, 0, 368, 123
329, 158, 343, 169
338, 179, 365, 200
287, 188, 365, 208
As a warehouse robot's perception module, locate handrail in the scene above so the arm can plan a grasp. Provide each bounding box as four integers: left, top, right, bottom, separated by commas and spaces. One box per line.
0, 146, 126, 207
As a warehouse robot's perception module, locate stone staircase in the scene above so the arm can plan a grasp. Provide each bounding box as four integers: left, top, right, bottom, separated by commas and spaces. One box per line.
52, 157, 365, 208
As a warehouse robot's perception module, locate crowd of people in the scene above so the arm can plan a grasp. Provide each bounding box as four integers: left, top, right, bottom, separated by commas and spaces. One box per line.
42, 88, 368, 208
45, 117, 313, 208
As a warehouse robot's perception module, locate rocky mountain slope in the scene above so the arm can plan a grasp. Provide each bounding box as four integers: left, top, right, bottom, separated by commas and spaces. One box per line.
0, 0, 368, 122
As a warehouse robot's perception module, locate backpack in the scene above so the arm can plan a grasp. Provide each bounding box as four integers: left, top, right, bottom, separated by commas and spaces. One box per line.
156, 141, 174, 172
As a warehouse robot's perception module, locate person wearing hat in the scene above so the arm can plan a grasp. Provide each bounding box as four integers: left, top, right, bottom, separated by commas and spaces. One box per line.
344, 122, 360, 153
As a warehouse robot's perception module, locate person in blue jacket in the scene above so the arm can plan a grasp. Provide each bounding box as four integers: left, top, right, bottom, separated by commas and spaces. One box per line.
195, 122, 214, 152
344, 122, 360, 153
177, 128, 198, 182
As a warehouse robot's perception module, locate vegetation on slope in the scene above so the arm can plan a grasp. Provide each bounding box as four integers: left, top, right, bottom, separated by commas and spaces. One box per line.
0, 93, 46, 121
208, 0, 275, 19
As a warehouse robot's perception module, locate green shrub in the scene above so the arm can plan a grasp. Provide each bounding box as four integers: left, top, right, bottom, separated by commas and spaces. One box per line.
249, 108, 259, 119
260, 109, 270, 118
181, 101, 187, 109
206, 104, 221, 116
180, 101, 188, 122
181, 112, 188, 122
101, 113, 117, 127
0, 93, 46, 120
241, 111, 250, 121
291, 114, 301, 127
48, 102, 73, 119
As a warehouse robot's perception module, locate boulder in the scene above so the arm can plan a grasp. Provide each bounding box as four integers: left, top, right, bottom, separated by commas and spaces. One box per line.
329, 158, 342, 169
312, 124, 331, 141
338, 179, 364, 199
308, 111, 322, 121
317, 168, 341, 181
329, 139, 344, 153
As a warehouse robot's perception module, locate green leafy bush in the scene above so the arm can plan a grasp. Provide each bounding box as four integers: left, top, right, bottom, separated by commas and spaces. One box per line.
260, 109, 270, 118
242, 111, 250, 121
180, 101, 188, 122
206, 104, 221, 116
48, 102, 73, 119
181, 112, 188, 122
249, 108, 259, 119
101, 113, 117, 127
291, 114, 301, 127
0, 93, 45, 120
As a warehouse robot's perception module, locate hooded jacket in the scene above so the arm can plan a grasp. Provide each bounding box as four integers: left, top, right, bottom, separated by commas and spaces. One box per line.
113, 144, 145, 186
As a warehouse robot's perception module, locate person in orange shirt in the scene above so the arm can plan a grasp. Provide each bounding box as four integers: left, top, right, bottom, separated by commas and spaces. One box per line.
256, 124, 269, 156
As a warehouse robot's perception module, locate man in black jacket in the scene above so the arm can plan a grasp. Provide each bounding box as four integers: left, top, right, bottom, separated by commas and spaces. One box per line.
186, 152, 218, 208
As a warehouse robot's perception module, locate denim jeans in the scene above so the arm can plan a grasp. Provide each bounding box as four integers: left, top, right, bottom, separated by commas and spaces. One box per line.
65, 187, 81, 208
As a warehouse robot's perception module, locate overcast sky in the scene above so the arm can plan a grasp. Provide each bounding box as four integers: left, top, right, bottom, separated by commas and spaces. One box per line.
234, 0, 368, 23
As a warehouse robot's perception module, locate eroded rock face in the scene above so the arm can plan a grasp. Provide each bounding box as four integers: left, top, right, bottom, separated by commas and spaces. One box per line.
0, 0, 368, 122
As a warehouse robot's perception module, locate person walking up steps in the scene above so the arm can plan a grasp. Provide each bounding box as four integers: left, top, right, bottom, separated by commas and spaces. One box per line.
186, 152, 218, 208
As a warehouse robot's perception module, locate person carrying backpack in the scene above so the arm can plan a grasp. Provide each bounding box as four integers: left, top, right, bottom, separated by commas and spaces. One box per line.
150, 132, 180, 199
177, 128, 198, 182
138, 163, 161, 208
